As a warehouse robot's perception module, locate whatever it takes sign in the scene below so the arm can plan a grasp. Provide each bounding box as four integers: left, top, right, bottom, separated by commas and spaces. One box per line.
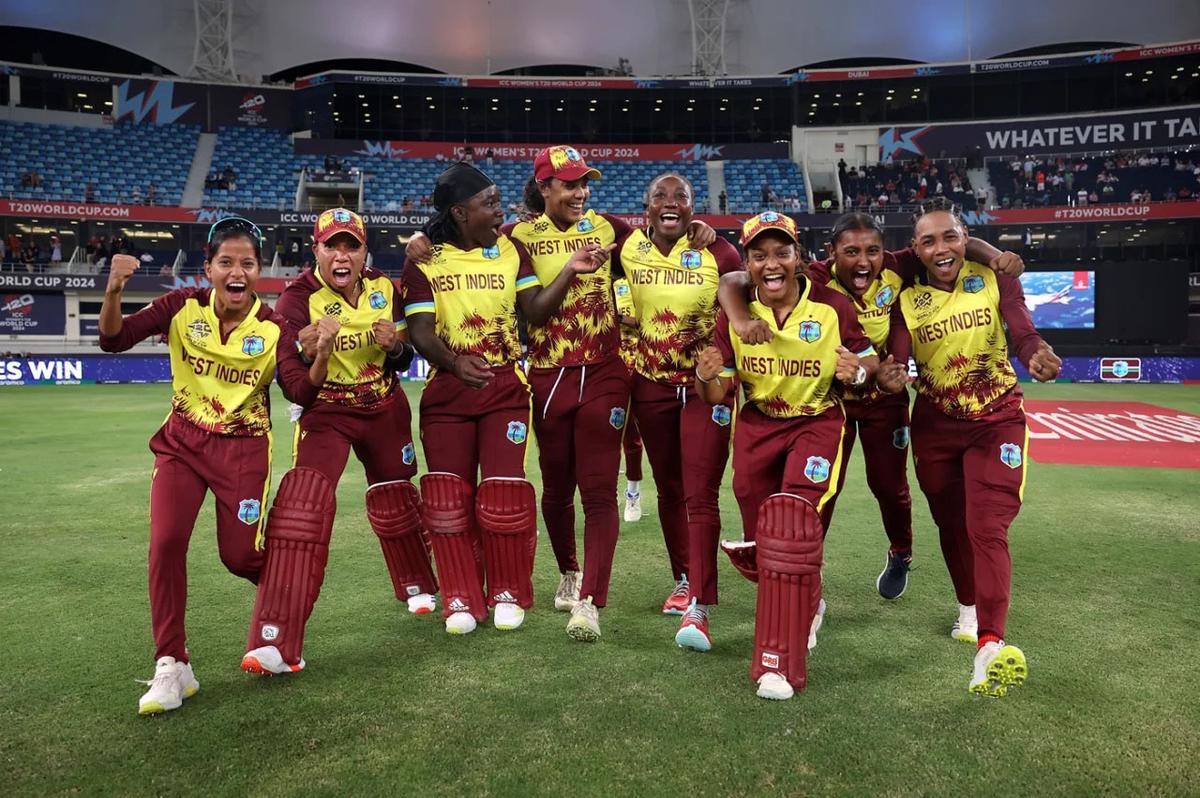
880, 105, 1200, 159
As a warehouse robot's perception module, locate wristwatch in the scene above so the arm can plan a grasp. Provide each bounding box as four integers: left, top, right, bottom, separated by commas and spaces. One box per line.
853, 365, 867, 386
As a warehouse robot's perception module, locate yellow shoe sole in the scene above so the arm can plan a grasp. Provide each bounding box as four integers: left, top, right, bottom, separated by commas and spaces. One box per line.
566, 620, 600, 642
970, 644, 1028, 697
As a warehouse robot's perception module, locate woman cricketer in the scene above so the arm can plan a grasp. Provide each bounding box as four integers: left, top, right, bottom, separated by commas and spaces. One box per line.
694, 212, 878, 701
877, 198, 1061, 697
99, 217, 311, 713
403, 161, 612, 636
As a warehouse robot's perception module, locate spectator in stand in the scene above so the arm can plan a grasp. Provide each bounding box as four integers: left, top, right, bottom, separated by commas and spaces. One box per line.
50, 235, 62, 265
1101, 183, 1116, 202
147, 183, 158, 206
486, 148, 495, 169
761, 182, 773, 206
85, 183, 96, 203
719, 189, 727, 214
1077, 188, 1088, 206
132, 186, 143, 205
223, 165, 238, 191
1178, 185, 1193, 201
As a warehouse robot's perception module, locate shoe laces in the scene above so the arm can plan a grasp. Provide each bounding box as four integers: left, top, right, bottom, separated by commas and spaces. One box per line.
670, 578, 689, 598
683, 603, 707, 623
138, 664, 178, 689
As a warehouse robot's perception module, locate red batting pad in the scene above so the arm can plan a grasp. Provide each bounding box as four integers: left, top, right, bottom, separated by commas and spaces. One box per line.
246, 467, 336, 665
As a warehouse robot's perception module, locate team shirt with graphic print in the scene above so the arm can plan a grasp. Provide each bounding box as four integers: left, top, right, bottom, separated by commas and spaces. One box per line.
888, 260, 1043, 420
615, 230, 743, 385
275, 265, 406, 407
99, 287, 309, 435
713, 277, 875, 419
504, 209, 630, 368
400, 234, 540, 367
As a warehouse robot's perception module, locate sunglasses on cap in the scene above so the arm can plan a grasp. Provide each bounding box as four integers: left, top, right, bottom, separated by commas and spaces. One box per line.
207, 216, 264, 248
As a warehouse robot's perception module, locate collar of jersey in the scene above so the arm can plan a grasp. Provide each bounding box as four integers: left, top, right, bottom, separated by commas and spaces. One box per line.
542, 210, 594, 233
751, 274, 811, 331
202, 292, 261, 345
638, 227, 692, 261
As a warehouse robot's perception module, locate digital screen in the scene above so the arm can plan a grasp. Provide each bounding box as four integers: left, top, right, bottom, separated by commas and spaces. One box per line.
1019, 271, 1095, 329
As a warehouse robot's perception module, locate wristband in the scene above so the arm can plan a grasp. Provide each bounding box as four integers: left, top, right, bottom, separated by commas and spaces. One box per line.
695, 368, 717, 385
853, 365, 867, 386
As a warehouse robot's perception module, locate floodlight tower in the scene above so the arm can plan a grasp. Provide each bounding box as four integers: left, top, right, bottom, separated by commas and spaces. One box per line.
190, 0, 238, 81
689, 0, 730, 75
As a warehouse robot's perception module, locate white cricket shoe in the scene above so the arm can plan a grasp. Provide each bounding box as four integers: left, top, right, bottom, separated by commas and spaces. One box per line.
493, 601, 525, 631
951, 603, 978, 643
756, 672, 794, 701
623, 491, 643, 522
138, 656, 198, 715
554, 570, 581, 612
566, 596, 601, 642
406, 593, 436, 615
808, 598, 826, 652
241, 646, 305, 676
969, 640, 1028, 697
445, 611, 477, 635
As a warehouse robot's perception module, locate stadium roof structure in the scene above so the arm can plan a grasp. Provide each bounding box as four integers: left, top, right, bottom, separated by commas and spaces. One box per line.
2, 0, 1199, 83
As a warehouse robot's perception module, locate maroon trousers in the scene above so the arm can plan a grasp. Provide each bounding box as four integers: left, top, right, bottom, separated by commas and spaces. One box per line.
731, 404, 846, 542
419, 365, 532, 482
529, 355, 629, 607
294, 389, 418, 486
148, 414, 270, 661
623, 413, 644, 482
632, 374, 734, 604
910, 396, 1028, 640
819, 395, 914, 553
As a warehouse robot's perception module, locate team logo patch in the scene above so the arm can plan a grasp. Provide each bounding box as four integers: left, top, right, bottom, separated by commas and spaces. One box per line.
237, 498, 262, 525
401, 442, 416, 465
962, 275, 985, 294
506, 420, 528, 444
761, 651, 780, 669
893, 426, 910, 449
187, 319, 211, 343
576, 218, 594, 233
333, 209, 353, 223
759, 211, 780, 223
999, 443, 1023, 469
804, 455, 831, 483
241, 335, 265, 356
711, 405, 732, 426
482, 245, 500, 259
874, 285, 895, 309
798, 320, 822, 343
680, 249, 702, 269
637, 239, 654, 255
260, 623, 279, 641
615, 282, 630, 296
368, 290, 387, 310
609, 407, 626, 429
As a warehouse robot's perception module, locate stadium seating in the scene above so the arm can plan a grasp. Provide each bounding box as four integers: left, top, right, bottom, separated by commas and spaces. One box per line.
841, 161, 979, 213
724, 159, 807, 213
988, 153, 1200, 208
204, 126, 312, 209
0, 120, 197, 206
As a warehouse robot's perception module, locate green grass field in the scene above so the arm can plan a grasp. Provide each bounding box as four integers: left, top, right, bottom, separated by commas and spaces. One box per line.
1, 381, 1197, 797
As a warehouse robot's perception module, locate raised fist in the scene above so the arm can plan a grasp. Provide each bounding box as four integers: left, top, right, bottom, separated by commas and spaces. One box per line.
695, 346, 726, 383
105, 254, 140, 295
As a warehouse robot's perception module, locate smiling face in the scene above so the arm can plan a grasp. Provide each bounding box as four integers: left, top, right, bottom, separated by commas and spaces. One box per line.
912, 210, 968, 290
647, 175, 694, 243
828, 228, 885, 298
454, 185, 505, 249
313, 232, 367, 297
745, 231, 802, 306
205, 235, 261, 315
540, 176, 590, 227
